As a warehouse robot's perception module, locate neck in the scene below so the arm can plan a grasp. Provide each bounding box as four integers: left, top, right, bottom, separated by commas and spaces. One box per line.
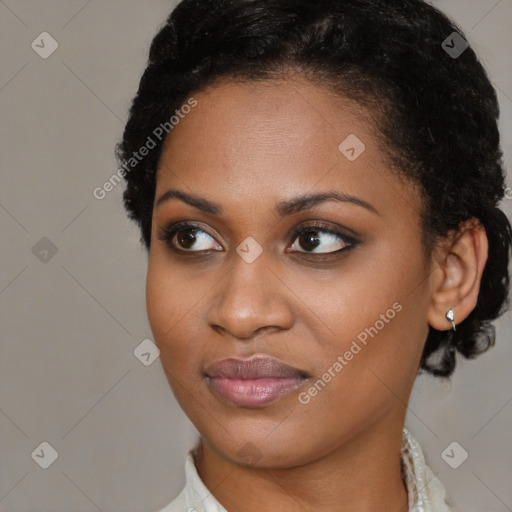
194, 415, 409, 512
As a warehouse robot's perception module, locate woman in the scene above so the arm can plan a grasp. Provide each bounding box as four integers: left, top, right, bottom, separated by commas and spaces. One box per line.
116, 0, 512, 510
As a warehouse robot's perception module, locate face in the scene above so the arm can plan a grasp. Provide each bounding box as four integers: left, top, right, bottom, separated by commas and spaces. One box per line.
146, 76, 433, 468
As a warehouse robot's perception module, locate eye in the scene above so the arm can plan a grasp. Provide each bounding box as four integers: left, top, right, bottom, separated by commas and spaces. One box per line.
289, 225, 352, 254
158, 223, 223, 252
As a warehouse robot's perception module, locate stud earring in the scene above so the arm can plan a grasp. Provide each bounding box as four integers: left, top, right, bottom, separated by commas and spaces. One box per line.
445, 308, 456, 331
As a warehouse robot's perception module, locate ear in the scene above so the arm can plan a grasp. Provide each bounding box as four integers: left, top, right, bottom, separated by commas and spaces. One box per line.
427, 218, 488, 331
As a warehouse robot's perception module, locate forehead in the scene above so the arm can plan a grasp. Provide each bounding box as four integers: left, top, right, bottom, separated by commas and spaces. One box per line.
155, 77, 418, 220
159, 77, 372, 172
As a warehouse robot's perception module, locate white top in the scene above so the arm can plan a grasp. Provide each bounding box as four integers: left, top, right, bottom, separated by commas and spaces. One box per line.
156, 427, 453, 512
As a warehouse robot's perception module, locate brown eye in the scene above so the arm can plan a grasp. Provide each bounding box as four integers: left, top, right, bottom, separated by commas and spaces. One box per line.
169, 226, 223, 252
290, 228, 350, 254
298, 230, 321, 252
176, 228, 199, 249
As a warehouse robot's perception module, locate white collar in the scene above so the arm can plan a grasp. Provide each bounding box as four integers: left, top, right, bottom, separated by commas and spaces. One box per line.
159, 427, 452, 512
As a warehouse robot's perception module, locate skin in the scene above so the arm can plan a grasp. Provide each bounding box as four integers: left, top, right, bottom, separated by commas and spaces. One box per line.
146, 75, 488, 511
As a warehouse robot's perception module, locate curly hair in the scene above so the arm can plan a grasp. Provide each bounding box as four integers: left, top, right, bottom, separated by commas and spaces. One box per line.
116, 0, 512, 377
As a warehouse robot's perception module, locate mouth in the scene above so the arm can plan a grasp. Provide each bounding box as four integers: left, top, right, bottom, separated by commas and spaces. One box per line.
204, 356, 309, 408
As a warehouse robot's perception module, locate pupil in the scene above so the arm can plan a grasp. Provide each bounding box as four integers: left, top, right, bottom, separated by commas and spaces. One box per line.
178, 228, 197, 249
300, 230, 320, 251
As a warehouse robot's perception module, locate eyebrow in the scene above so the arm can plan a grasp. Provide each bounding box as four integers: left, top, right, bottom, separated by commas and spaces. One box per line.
276, 191, 379, 216
155, 189, 222, 215
155, 189, 379, 216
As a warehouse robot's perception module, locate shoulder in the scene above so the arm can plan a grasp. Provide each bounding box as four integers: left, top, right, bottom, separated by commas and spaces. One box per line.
154, 488, 187, 512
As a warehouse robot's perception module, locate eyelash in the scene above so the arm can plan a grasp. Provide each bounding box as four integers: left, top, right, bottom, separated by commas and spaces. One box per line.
157, 221, 359, 260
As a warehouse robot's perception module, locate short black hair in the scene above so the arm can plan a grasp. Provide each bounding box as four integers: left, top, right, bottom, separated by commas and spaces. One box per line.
116, 0, 512, 377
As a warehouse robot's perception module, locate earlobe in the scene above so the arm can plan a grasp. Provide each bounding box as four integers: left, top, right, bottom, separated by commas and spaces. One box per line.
427, 219, 488, 331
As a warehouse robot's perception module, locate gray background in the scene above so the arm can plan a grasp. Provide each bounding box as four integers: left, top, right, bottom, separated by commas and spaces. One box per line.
0, 1, 511, 511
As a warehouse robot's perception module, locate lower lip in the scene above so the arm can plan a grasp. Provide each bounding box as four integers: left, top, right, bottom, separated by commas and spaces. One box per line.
207, 376, 305, 407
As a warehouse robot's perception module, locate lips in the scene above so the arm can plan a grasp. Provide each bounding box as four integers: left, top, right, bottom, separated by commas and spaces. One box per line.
204, 356, 308, 407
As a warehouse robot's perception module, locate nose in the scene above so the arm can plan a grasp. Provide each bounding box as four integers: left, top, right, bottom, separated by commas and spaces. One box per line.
206, 255, 295, 340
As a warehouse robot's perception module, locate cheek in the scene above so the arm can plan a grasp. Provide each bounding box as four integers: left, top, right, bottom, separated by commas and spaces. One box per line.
145, 259, 205, 414
291, 295, 424, 457
146, 253, 194, 354
288, 243, 425, 340
295, 242, 428, 387
145, 251, 216, 378
146, 259, 174, 343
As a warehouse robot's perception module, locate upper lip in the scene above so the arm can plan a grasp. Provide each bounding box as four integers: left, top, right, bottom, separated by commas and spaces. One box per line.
204, 356, 308, 380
